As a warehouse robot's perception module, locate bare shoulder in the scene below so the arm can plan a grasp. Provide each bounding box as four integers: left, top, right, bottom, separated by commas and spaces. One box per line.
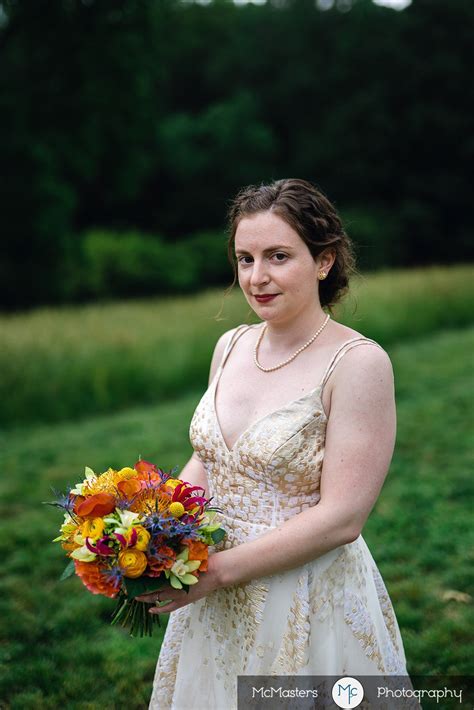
208, 325, 243, 385
329, 322, 392, 375
330, 338, 395, 409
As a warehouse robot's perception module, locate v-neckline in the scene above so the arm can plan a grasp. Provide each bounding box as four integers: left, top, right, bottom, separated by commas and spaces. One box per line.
212, 374, 327, 455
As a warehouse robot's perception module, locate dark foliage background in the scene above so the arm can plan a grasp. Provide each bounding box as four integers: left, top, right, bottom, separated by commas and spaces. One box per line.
0, 0, 472, 309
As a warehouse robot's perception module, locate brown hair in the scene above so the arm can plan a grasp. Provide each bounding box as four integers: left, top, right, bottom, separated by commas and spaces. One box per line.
226, 178, 357, 310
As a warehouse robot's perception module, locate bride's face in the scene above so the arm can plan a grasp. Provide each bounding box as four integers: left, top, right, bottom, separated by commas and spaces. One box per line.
234, 210, 324, 323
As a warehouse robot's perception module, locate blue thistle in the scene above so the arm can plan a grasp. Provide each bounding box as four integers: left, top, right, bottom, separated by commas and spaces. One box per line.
43, 485, 81, 524
144, 513, 200, 542
101, 565, 123, 588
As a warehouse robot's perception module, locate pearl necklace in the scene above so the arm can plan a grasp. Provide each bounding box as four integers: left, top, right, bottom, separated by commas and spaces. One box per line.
254, 314, 331, 372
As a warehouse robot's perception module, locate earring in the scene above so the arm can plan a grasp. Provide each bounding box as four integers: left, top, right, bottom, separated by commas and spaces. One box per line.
318, 271, 327, 280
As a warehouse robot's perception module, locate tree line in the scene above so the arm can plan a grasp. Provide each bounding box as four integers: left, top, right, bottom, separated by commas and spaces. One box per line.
0, 0, 472, 309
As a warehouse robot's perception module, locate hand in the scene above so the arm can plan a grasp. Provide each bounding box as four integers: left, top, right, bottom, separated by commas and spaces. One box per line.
135, 554, 223, 615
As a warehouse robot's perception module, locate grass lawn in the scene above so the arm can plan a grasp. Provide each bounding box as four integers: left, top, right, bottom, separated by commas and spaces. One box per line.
1, 264, 473, 428
0, 326, 473, 708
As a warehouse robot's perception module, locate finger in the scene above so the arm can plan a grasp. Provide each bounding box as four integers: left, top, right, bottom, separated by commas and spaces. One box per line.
135, 593, 160, 602
149, 600, 176, 614
139, 593, 175, 607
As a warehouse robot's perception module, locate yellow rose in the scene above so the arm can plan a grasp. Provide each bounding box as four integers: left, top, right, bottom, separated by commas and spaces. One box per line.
128, 525, 151, 551
82, 517, 105, 541
118, 549, 148, 578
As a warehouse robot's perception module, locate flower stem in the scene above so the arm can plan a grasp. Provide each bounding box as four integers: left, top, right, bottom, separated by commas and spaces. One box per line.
110, 593, 161, 637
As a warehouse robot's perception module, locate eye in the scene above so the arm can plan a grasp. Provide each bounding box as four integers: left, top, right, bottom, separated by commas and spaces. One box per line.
272, 252, 288, 262
237, 255, 253, 265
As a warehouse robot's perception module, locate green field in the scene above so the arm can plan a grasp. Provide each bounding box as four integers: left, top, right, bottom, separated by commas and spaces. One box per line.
0, 269, 473, 708
1, 264, 473, 428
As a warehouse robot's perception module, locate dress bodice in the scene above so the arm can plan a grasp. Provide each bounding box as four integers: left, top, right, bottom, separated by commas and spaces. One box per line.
190, 324, 383, 532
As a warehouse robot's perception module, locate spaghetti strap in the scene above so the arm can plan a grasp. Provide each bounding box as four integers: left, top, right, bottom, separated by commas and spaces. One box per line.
320, 336, 384, 390
219, 323, 258, 370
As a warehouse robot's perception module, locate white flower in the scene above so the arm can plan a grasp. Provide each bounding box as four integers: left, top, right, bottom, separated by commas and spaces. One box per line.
103, 509, 141, 535
164, 547, 201, 589
70, 466, 97, 495
70, 545, 96, 562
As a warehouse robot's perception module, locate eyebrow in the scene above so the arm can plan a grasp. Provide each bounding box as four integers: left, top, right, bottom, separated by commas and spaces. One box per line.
234, 244, 294, 255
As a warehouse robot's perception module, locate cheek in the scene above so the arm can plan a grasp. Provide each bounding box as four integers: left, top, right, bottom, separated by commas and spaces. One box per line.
287, 262, 318, 294
237, 270, 250, 293
286, 261, 315, 282
237, 264, 251, 281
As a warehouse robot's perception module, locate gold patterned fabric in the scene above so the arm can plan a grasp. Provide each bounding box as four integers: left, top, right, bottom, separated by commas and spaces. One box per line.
149, 326, 410, 710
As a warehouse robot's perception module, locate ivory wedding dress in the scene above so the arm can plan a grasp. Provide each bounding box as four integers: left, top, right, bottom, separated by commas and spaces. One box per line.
149, 325, 411, 710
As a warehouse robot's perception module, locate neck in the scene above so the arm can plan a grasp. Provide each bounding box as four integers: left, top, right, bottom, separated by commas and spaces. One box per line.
263, 306, 329, 353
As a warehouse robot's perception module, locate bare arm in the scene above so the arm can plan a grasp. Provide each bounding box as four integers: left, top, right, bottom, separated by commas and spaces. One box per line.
214, 343, 396, 587
136, 328, 240, 605
177, 452, 210, 497
177, 328, 237, 497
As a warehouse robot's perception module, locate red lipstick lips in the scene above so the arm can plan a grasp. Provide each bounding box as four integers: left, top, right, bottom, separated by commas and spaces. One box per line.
254, 294, 278, 303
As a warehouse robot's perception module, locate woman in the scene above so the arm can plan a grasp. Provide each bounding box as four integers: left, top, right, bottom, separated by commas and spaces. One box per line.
139, 179, 410, 709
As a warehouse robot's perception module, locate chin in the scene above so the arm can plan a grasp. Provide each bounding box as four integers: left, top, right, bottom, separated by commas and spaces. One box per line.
254, 304, 279, 315
258, 309, 286, 323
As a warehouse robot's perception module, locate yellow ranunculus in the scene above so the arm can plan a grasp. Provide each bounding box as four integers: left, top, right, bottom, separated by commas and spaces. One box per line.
118, 549, 148, 578
117, 467, 137, 479
129, 525, 150, 551
82, 517, 105, 541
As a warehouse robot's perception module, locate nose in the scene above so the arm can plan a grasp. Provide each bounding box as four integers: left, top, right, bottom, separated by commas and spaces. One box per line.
249, 258, 270, 287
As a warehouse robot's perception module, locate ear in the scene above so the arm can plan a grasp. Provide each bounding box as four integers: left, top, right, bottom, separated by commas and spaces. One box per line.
316, 248, 336, 274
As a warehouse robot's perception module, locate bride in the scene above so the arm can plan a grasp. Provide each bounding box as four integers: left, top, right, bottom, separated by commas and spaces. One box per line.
138, 178, 411, 709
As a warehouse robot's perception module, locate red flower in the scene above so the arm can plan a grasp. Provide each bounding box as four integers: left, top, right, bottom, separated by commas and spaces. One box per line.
169, 482, 209, 514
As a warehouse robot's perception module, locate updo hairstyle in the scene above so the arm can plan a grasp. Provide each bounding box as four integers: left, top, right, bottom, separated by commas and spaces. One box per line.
226, 178, 357, 310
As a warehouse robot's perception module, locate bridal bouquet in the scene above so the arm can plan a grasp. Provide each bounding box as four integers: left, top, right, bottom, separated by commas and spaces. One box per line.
47, 459, 225, 637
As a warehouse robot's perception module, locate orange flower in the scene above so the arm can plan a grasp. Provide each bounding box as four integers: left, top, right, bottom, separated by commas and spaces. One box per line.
61, 538, 79, 553
74, 560, 120, 598
147, 545, 176, 577
75, 492, 116, 519
134, 459, 167, 486
128, 489, 170, 516
72, 494, 86, 511
184, 539, 209, 572
117, 478, 142, 498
